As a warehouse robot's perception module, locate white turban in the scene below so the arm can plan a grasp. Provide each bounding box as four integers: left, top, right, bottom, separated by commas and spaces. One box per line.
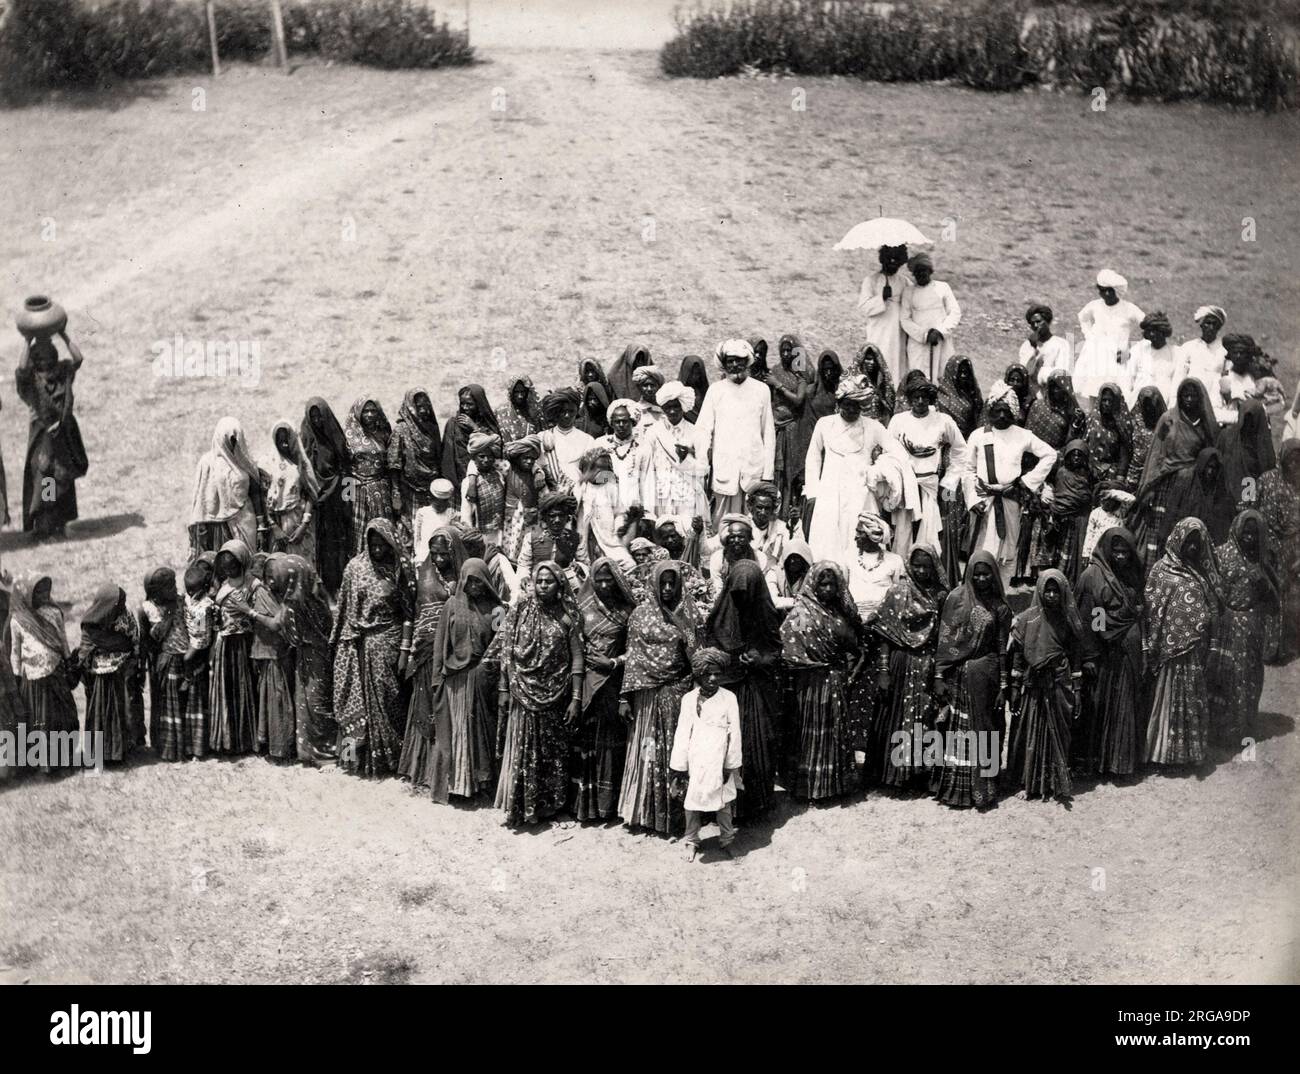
656, 380, 696, 412
987, 380, 1020, 411
1194, 305, 1226, 325
714, 338, 754, 367
606, 398, 642, 425
1095, 269, 1128, 295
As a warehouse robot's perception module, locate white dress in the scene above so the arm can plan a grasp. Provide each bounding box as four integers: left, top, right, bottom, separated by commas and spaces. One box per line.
1174, 337, 1228, 408
670, 687, 743, 813
848, 549, 904, 620
1124, 340, 1179, 409
803, 414, 905, 569
540, 426, 595, 490
643, 418, 710, 520
888, 409, 966, 555
857, 270, 911, 384
1073, 297, 1145, 401
901, 280, 961, 375
694, 377, 775, 499
957, 425, 1058, 585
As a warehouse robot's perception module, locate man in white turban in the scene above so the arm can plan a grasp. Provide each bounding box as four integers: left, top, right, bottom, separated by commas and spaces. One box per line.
1074, 269, 1145, 410
644, 380, 709, 520
1174, 304, 1229, 414
900, 251, 961, 377
696, 339, 775, 529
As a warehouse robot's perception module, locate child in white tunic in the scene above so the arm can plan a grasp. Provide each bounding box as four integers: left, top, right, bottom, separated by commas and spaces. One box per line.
671, 648, 743, 860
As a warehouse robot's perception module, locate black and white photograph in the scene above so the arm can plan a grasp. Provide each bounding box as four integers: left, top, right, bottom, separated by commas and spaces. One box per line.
0, 0, 1296, 1021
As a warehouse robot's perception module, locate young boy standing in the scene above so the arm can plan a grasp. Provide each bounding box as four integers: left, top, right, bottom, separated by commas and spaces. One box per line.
670, 648, 743, 862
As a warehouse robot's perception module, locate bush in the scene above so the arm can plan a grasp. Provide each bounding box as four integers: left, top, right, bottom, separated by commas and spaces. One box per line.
0, 0, 474, 98
660, 0, 1298, 112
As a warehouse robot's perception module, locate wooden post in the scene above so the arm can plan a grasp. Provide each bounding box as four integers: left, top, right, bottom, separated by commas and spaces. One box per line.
206, 1, 221, 77
268, 0, 288, 70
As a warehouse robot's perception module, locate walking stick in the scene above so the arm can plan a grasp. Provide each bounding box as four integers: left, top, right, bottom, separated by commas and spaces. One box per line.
929, 342, 935, 382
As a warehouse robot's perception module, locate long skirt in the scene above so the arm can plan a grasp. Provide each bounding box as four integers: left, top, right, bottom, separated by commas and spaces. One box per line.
1030, 511, 1087, 585
398, 658, 437, 791
0, 652, 30, 781
182, 654, 210, 758
570, 678, 627, 820
788, 667, 855, 801
618, 678, 691, 835
150, 653, 187, 761
940, 487, 967, 585
1006, 664, 1074, 799
19, 674, 79, 773
294, 643, 336, 765
872, 648, 936, 789
1145, 650, 1209, 767
255, 655, 297, 760
1212, 609, 1264, 751
1073, 643, 1140, 776
445, 664, 497, 800
932, 652, 1001, 808
270, 503, 316, 561
335, 625, 405, 778
731, 672, 778, 821
351, 476, 392, 553
209, 632, 257, 755
773, 419, 803, 518
314, 489, 351, 597
494, 695, 571, 825
85, 668, 131, 764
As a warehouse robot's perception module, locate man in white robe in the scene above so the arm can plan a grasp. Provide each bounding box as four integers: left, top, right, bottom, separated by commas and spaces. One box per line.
644, 380, 710, 521
856, 244, 912, 384
804, 374, 907, 570
1124, 310, 1179, 408
956, 383, 1057, 588
900, 252, 961, 377
887, 376, 965, 557
1174, 304, 1228, 411
1019, 303, 1072, 388
695, 339, 775, 530
537, 388, 595, 490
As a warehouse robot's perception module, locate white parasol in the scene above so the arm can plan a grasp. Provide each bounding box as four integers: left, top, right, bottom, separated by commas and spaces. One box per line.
833, 217, 933, 251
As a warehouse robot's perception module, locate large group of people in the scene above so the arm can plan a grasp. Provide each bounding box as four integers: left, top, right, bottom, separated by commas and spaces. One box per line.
3, 259, 1298, 859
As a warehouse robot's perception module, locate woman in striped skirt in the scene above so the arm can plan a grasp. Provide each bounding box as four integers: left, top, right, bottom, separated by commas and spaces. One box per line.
9, 574, 77, 773
138, 568, 190, 760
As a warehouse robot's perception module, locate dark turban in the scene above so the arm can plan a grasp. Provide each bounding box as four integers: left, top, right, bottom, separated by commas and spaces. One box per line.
1139, 310, 1172, 336
1025, 303, 1053, 324
747, 480, 779, 506
538, 489, 577, 516
690, 647, 730, 676
541, 388, 580, 420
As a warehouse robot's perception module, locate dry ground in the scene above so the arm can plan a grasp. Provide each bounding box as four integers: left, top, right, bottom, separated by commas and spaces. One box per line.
1, 46, 1298, 983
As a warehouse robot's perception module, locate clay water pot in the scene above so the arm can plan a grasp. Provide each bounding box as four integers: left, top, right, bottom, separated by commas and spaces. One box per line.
15, 295, 67, 340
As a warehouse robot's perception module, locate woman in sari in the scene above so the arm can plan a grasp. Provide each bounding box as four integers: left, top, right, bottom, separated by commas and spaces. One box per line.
1006, 569, 1097, 801
441, 384, 501, 507
1086, 383, 1132, 487
189, 417, 266, 556
138, 568, 189, 761
572, 558, 634, 820
250, 557, 296, 761
343, 397, 394, 552
769, 336, 814, 514
1073, 527, 1145, 778
209, 539, 269, 756
399, 526, 467, 789
576, 380, 610, 439
608, 344, 652, 401
618, 560, 697, 835
300, 397, 352, 596
677, 355, 710, 424
1002, 362, 1034, 424
1035, 439, 1095, 585
771, 537, 814, 611
278, 553, 337, 766
1212, 511, 1277, 749
1132, 378, 1217, 563
9, 575, 77, 772
805, 350, 843, 431
426, 558, 503, 803
1123, 386, 1166, 493
490, 562, 584, 826
1174, 447, 1234, 545
499, 376, 542, 443
871, 545, 947, 789
1258, 440, 1300, 662
333, 519, 414, 778
932, 551, 1010, 809
265, 422, 319, 561
857, 343, 896, 424
780, 561, 861, 801
935, 355, 984, 439
77, 585, 139, 765
705, 559, 782, 820
387, 388, 442, 532
1217, 398, 1276, 509
16, 334, 89, 539
1143, 517, 1220, 770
